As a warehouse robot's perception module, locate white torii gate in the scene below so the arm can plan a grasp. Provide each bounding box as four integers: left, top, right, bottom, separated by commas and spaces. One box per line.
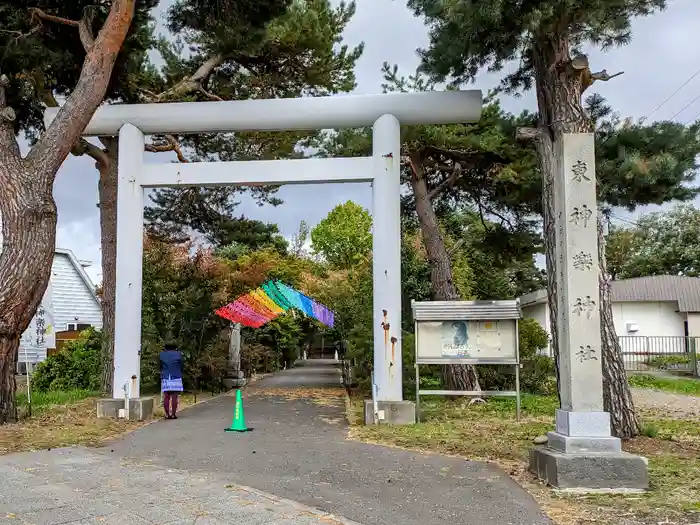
46, 91, 482, 422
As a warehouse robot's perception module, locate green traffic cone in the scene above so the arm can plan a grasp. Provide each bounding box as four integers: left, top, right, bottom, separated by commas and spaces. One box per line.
225, 389, 253, 432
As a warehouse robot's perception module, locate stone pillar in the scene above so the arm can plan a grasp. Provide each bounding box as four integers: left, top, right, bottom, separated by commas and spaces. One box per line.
223, 323, 245, 389
529, 134, 648, 491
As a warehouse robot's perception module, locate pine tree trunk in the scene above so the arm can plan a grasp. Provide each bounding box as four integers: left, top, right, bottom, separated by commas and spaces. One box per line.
530, 33, 639, 436
409, 154, 480, 392
0, 335, 18, 423
0, 161, 58, 424
98, 138, 119, 395
536, 137, 562, 407
598, 217, 640, 438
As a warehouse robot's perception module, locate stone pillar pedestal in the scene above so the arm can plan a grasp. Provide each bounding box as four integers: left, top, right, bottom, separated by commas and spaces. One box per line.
530, 410, 648, 491
529, 134, 647, 492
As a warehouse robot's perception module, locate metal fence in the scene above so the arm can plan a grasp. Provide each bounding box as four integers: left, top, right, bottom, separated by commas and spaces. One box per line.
619, 336, 699, 375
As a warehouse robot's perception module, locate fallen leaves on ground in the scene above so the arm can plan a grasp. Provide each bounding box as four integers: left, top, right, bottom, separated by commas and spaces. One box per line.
1, 394, 199, 456
347, 397, 700, 525
245, 387, 345, 407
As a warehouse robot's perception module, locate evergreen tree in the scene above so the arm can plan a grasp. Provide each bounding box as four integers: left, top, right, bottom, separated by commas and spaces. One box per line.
6, 0, 362, 395
0, 0, 139, 423
316, 66, 542, 392
409, 0, 693, 437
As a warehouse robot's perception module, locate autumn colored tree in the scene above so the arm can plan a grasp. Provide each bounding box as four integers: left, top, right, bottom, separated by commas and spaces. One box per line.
0, 0, 138, 423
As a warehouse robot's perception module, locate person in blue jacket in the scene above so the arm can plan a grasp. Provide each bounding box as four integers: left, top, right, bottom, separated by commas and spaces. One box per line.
160, 342, 184, 419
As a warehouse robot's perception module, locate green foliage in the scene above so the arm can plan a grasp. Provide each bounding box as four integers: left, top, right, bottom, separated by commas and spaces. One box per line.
441, 210, 545, 299
410, 0, 667, 92
145, 0, 364, 246
607, 205, 700, 278
311, 201, 372, 268
628, 374, 700, 396
1, 0, 158, 138
244, 314, 307, 370
140, 238, 232, 392
32, 329, 102, 393
478, 317, 555, 395
645, 354, 691, 370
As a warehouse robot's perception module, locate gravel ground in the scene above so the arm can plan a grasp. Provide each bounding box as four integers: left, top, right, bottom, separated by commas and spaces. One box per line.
632, 388, 700, 419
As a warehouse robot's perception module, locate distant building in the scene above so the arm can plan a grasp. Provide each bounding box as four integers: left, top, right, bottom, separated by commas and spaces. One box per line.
17, 248, 102, 371
520, 276, 700, 371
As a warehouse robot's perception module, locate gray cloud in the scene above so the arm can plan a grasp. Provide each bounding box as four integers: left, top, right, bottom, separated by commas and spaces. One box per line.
51, 0, 700, 283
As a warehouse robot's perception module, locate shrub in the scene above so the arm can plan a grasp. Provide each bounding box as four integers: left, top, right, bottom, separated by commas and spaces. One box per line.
477, 317, 555, 395
645, 354, 691, 370
32, 329, 102, 393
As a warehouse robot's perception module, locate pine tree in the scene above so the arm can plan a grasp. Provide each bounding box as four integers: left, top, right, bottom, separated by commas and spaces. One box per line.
0, 0, 139, 423
410, 0, 679, 437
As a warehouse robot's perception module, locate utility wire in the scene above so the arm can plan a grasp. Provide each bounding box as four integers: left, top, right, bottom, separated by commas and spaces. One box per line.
641, 66, 700, 122
668, 92, 700, 122
684, 107, 700, 125
608, 212, 641, 228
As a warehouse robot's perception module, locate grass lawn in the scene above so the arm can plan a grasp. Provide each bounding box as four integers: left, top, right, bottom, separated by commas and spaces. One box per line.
629, 373, 700, 396
0, 389, 202, 456
349, 394, 700, 525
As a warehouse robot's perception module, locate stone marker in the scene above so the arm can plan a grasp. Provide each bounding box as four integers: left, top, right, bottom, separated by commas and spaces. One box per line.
529, 134, 648, 491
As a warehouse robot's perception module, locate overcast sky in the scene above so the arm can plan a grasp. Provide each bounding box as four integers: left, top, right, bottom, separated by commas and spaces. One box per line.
52, 0, 700, 283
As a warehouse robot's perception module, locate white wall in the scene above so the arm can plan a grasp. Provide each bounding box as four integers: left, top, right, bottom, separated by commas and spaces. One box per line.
51, 253, 103, 332
523, 300, 685, 338
522, 300, 687, 361
521, 302, 552, 355
612, 301, 685, 337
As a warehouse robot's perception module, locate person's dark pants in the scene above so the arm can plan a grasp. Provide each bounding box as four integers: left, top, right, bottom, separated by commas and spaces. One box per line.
163, 391, 179, 417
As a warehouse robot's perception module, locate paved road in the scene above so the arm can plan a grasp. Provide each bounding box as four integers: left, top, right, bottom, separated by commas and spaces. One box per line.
103, 360, 551, 525
0, 447, 359, 525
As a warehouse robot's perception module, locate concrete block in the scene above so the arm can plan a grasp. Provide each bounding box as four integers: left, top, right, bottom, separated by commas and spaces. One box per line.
547, 432, 621, 454
96, 398, 154, 421
555, 410, 611, 437
363, 400, 416, 425
529, 446, 648, 491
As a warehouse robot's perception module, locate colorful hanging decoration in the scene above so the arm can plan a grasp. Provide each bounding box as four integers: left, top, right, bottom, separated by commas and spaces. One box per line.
215, 280, 335, 329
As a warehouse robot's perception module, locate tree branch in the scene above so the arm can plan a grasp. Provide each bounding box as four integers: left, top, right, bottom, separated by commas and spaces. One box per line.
28, 6, 97, 52
72, 138, 110, 170
447, 238, 466, 257
78, 6, 97, 51
26, 0, 137, 174
0, 72, 19, 161
151, 54, 226, 102
28, 7, 80, 28
515, 127, 545, 141
145, 135, 188, 163
428, 161, 462, 200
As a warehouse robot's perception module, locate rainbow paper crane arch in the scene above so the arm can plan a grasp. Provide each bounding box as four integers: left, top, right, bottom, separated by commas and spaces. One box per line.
215, 280, 335, 329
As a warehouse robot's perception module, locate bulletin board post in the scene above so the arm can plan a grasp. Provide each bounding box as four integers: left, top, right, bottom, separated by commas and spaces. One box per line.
412, 300, 522, 422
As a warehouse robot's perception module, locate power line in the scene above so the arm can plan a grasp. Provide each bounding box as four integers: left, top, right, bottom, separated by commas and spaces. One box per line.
668, 92, 700, 121
642, 66, 700, 122
684, 107, 700, 125
608, 212, 641, 228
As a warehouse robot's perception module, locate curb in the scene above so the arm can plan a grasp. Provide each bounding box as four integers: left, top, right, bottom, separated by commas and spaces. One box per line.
234, 482, 365, 525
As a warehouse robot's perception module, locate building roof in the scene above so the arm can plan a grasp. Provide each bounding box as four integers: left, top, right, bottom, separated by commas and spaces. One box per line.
520, 275, 700, 313
55, 248, 100, 305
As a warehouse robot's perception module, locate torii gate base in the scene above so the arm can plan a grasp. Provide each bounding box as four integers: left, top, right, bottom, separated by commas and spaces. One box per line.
49, 91, 482, 423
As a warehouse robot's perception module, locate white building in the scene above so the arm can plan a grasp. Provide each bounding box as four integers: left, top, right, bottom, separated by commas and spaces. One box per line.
520, 276, 700, 371
17, 248, 102, 368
